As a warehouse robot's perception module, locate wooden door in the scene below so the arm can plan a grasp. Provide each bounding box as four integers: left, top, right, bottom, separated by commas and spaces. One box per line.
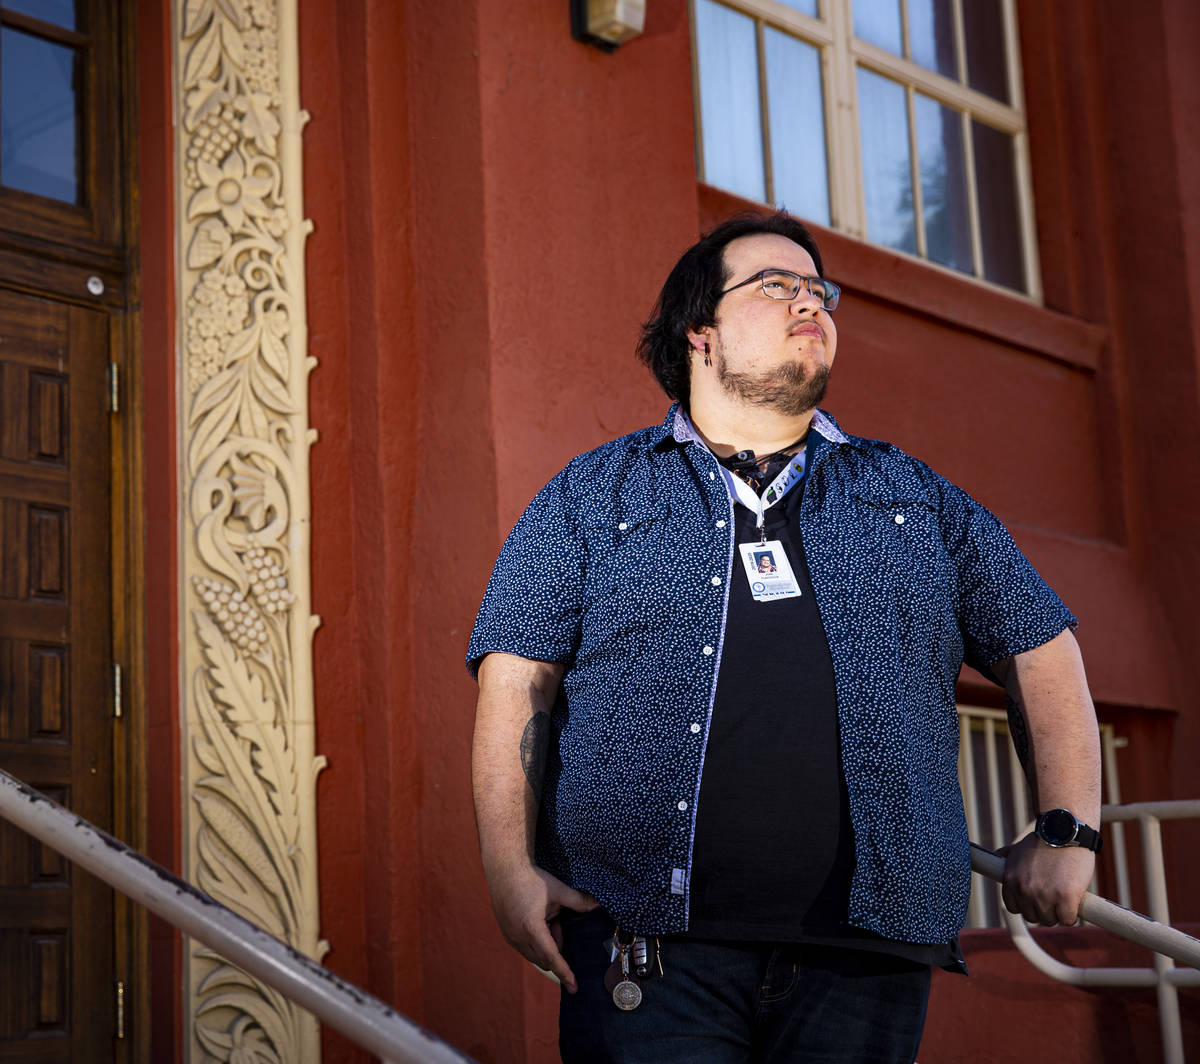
0, 287, 115, 1060
0, 0, 129, 1060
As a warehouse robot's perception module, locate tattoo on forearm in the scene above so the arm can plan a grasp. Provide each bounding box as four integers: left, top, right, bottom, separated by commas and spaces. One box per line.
1006, 694, 1031, 771
520, 712, 550, 803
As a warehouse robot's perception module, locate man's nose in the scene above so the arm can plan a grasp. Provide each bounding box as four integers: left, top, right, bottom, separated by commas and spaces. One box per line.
788, 286, 821, 313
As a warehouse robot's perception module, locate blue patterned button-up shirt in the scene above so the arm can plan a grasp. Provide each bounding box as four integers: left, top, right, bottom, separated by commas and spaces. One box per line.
467, 405, 1075, 943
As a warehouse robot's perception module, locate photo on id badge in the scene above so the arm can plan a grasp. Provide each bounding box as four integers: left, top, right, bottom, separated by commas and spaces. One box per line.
738, 540, 802, 602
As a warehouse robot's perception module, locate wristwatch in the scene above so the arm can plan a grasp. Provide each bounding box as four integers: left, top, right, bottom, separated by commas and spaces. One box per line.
1035, 808, 1103, 853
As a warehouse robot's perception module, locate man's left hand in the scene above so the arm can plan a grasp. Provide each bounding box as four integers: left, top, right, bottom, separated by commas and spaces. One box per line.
1000, 832, 1095, 926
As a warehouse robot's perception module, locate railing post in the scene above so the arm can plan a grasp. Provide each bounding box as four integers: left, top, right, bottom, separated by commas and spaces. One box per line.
1142, 815, 1185, 1064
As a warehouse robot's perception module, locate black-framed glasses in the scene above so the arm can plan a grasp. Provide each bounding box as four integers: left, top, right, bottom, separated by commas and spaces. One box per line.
721, 270, 840, 312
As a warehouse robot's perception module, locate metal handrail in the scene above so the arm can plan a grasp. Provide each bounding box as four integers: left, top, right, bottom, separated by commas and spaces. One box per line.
972, 801, 1200, 1064
7, 761, 1198, 1063
970, 844, 1200, 970
0, 768, 475, 1064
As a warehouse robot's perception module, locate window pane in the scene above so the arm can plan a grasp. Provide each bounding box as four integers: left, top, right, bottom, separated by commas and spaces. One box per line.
695, 0, 765, 202
908, 0, 956, 79
963, 0, 1009, 102
764, 29, 829, 225
776, 0, 818, 16
856, 68, 915, 254
971, 120, 1024, 289
0, 28, 80, 203
2, 0, 78, 30
914, 94, 971, 273
854, 0, 903, 56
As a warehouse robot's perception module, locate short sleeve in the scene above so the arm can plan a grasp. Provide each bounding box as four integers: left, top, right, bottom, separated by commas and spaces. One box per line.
928, 466, 1077, 675
465, 469, 586, 678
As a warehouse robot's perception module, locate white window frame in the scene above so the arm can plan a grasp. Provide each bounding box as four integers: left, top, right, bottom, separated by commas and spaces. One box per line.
690, 0, 1043, 301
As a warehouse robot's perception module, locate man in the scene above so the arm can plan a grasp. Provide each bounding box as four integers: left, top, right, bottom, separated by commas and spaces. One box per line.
468, 212, 1100, 1062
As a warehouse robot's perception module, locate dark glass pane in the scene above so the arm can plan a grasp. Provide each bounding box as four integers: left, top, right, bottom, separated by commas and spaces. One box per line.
1, 28, 80, 203
914, 93, 971, 273
2, 0, 78, 30
695, 0, 765, 203
908, 0, 956, 79
854, 0, 903, 56
776, 0, 818, 16
963, 0, 1009, 102
764, 28, 829, 224
856, 68, 915, 254
971, 120, 1024, 290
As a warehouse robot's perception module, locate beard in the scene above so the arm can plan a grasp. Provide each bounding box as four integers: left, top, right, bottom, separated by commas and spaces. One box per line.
714, 351, 831, 416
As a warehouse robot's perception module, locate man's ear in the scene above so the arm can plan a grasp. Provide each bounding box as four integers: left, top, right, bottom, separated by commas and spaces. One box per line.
685, 328, 707, 353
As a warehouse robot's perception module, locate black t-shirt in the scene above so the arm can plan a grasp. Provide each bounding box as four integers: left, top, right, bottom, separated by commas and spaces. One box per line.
685, 464, 963, 970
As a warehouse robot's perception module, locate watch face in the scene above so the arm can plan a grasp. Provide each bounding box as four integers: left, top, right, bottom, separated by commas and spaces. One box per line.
1039, 808, 1078, 846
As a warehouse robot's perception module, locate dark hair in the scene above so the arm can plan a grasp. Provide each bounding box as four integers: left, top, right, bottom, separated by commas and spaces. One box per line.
635, 210, 824, 404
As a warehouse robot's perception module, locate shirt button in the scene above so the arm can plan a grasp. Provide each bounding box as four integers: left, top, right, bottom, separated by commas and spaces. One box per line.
711, 576, 721, 585
618, 521, 628, 530
677, 800, 688, 811
894, 513, 905, 525
709, 471, 716, 480
716, 519, 726, 528
702, 645, 714, 656
690, 723, 701, 734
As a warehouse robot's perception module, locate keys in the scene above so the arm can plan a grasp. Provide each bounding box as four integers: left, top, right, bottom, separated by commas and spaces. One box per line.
606, 931, 643, 1011
603, 929, 664, 1010
632, 935, 648, 975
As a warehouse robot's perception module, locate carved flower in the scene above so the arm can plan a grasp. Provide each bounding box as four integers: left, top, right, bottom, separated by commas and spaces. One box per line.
189, 149, 272, 233
227, 1015, 276, 1064
230, 457, 271, 530
247, 0, 277, 31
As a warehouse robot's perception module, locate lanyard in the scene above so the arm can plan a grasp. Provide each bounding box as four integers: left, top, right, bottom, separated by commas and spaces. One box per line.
674, 411, 807, 542
716, 453, 806, 541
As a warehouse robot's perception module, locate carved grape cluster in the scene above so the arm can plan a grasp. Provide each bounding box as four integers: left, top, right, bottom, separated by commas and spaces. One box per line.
185, 103, 239, 190
185, 270, 251, 390
194, 576, 268, 654
243, 24, 280, 102
245, 540, 295, 615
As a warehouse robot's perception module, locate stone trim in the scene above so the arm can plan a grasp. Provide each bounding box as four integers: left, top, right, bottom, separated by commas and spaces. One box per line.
173, 0, 324, 1059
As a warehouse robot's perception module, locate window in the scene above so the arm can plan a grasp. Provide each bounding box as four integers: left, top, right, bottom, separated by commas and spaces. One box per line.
0, 1, 84, 205
690, 0, 1040, 298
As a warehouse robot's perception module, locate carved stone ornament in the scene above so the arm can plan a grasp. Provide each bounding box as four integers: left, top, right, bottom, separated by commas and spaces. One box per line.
174, 0, 326, 1060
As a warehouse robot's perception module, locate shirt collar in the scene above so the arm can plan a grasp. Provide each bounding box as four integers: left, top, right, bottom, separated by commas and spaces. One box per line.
665, 403, 854, 450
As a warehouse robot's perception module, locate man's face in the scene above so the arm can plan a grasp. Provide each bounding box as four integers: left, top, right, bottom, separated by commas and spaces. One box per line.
690, 233, 838, 416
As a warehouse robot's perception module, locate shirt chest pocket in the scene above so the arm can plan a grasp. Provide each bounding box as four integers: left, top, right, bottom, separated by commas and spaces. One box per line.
581, 504, 672, 600
854, 496, 953, 598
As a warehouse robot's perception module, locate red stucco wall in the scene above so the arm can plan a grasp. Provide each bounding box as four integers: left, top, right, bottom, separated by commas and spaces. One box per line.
293, 0, 1200, 1061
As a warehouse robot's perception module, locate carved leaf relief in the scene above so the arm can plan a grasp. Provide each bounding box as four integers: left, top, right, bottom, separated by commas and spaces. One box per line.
178, 0, 320, 1060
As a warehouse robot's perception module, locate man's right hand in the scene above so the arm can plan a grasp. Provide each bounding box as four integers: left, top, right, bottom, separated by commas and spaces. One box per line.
487, 862, 598, 993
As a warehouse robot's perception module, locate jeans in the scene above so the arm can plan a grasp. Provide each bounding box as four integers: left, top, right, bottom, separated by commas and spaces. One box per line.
558, 909, 930, 1063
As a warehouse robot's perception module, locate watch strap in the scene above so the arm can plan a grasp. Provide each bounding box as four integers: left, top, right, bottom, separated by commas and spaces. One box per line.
1072, 820, 1103, 853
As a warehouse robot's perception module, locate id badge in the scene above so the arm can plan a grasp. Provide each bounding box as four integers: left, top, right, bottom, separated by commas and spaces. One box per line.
738, 539, 802, 602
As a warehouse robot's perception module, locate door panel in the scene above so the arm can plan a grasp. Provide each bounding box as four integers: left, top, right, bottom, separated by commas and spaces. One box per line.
0, 286, 114, 1061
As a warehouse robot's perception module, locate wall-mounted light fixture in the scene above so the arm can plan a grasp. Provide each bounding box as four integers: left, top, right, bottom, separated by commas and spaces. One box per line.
570, 0, 646, 52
